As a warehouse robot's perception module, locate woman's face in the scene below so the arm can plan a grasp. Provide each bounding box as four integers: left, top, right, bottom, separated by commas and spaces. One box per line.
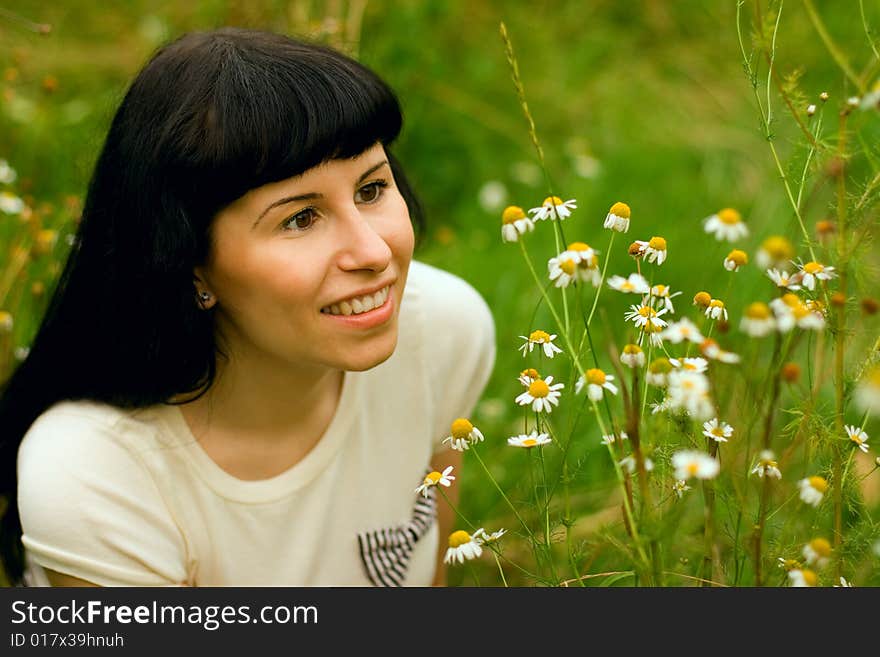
195, 142, 415, 374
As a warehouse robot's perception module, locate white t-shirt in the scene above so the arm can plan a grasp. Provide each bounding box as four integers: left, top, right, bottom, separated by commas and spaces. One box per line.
16, 260, 496, 586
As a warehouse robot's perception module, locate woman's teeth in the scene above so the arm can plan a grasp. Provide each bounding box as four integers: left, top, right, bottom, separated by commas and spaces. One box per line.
321, 285, 390, 316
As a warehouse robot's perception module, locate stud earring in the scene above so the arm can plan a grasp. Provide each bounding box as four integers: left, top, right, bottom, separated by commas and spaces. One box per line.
199, 291, 211, 302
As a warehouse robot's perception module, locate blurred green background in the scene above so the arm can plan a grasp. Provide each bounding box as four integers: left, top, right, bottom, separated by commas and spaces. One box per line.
2, 1, 879, 586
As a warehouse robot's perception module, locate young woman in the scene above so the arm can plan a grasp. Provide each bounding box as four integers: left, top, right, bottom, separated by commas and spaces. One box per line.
0, 27, 495, 586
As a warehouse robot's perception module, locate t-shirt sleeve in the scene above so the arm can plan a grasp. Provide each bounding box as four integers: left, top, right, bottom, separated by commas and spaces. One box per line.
413, 262, 496, 453
17, 408, 190, 586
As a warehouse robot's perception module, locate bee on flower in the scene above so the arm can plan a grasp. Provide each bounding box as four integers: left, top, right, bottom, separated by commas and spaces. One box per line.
500, 205, 535, 243
756, 235, 795, 270
507, 430, 552, 448
703, 207, 749, 242
659, 318, 704, 344
518, 368, 541, 387
415, 466, 455, 498
515, 376, 565, 413
766, 268, 802, 290
671, 450, 720, 480
855, 365, 880, 415
723, 249, 748, 272
646, 284, 682, 314
442, 418, 485, 452
802, 538, 832, 569
601, 431, 628, 445
529, 196, 577, 221
669, 357, 709, 373
519, 330, 564, 358
603, 201, 631, 232
0, 190, 25, 215
798, 476, 828, 507
705, 298, 728, 321
620, 455, 654, 474
796, 260, 836, 291
624, 303, 669, 333
702, 418, 734, 443
750, 450, 782, 479
444, 530, 482, 564
620, 344, 645, 368
699, 338, 740, 363
576, 368, 618, 401
608, 272, 650, 294
646, 357, 674, 386
473, 528, 507, 547
632, 236, 668, 265
788, 568, 818, 587
740, 302, 776, 337
844, 425, 869, 453
672, 479, 692, 499
628, 241, 648, 259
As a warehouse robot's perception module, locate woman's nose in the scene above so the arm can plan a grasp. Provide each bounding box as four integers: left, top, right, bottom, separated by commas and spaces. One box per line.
334, 206, 393, 272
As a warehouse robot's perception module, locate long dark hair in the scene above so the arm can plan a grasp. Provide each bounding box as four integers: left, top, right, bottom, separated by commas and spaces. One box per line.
0, 27, 425, 585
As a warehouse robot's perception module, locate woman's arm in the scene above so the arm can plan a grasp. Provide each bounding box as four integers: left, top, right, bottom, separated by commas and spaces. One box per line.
430, 447, 462, 586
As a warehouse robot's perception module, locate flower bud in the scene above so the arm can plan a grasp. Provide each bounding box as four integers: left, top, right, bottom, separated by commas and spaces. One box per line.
860, 298, 879, 315
781, 362, 801, 383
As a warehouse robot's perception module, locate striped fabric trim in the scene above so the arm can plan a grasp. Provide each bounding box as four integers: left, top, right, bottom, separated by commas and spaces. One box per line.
357, 477, 438, 587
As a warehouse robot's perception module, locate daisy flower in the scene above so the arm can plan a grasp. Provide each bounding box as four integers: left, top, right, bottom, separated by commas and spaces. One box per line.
667, 370, 714, 419
0, 311, 12, 333
624, 303, 668, 333
796, 261, 836, 291
646, 357, 674, 386
659, 318, 704, 344
519, 330, 564, 358
548, 253, 578, 288
601, 431, 628, 445
518, 368, 541, 386
703, 207, 749, 242
669, 356, 708, 373
0, 190, 24, 215
855, 365, 880, 415
845, 425, 869, 453
565, 241, 596, 265
699, 338, 741, 363
507, 430, 552, 448
702, 418, 734, 443
766, 268, 801, 290
444, 530, 482, 564
705, 298, 728, 321
672, 479, 692, 499
750, 450, 782, 479
671, 450, 720, 481
835, 576, 853, 587
415, 466, 455, 497
529, 196, 577, 221
756, 235, 794, 270
473, 528, 507, 546
620, 344, 645, 368
608, 272, 650, 294
500, 205, 535, 243
442, 418, 485, 452
576, 368, 618, 401
515, 376, 565, 413
777, 558, 801, 571
788, 569, 818, 587
740, 302, 776, 337
802, 538, 832, 568
723, 249, 748, 272
647, 284, 682, 314
620, 455, 654, 474
693, 291, 711, 309
644, 236, 667, 265
603, 201, 631, 232
798, 476, 828, 507
0, 159, 16, 184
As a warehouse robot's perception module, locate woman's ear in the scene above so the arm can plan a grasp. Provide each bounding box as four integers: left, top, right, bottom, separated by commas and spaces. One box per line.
193, 268, 216, 310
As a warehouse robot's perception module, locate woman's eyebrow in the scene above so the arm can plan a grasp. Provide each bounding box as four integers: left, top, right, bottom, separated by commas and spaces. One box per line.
252, 159, 389, 228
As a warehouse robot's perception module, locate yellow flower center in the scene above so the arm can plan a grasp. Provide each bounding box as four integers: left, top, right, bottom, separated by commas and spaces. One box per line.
727, 249, 748, 266
649, 358, 672, 374
808, 476, 828, 493
522, 438, 537, 447
762, 235, 794, 259
609, 201, 631, 218
586, 368, 606, 385
809, 538, 831, 557
424, 471, 442, 485
529, 330, 551, 343
621, 281, 634, 291
567, 241, 591, 252
850, 431, 864, 445
623, 344, 642, 355
637, 305, 656, 318
451, 418, 474, 440
543, 196, 564, 207
801, 569, 818, 586
653, 284, 667, 296
711, 427, 726, 437
745, 302, 771, 319
528, 379, 550, 398
792, 304, 811, 320
717, 208, 741, 224
0, 310, 12, 330
520, 368, 540, 379
648, 236, 667, 250
683, 362, 698, 370
448, 530, 472, 548
781, 293, 801, 307
686, 462, 699, 476
693, 291, 711, 307
803, 261, 824, 275
502, 206, 526, 224
709, 299, 724, 310
560, 259, 576, 275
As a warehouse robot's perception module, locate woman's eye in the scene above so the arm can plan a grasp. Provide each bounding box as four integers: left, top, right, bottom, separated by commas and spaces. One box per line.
356, 180, 388, 203
281, 209, 317, 232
